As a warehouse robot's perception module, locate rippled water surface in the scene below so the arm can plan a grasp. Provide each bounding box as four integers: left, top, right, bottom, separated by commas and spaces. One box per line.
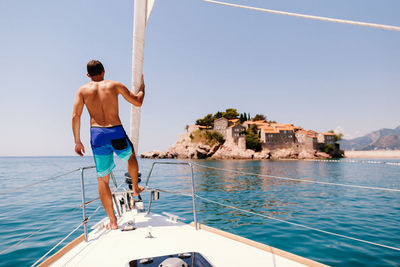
0, 157, 399, 266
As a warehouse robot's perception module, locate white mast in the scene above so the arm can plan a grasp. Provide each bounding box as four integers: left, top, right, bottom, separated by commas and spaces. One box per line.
129, 0, 155, 153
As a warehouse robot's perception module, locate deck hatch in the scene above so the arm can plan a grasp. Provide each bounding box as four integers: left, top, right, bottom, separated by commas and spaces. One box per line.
127, 252, 212, 267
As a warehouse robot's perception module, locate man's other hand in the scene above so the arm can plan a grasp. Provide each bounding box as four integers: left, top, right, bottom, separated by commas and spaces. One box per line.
75, 143, 85, 156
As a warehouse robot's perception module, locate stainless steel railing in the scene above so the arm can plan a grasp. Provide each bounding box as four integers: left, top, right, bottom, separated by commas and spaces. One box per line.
78, 161, 199, 241
144, 162, 198, 230
79, 166, 96, 242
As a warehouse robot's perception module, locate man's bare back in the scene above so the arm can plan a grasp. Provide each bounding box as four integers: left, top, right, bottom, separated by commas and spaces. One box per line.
74, 77, 144, 127
78, 80, 126, 127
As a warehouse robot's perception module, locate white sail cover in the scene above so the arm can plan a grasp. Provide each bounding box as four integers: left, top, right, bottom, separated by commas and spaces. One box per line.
129, 0, 155, 153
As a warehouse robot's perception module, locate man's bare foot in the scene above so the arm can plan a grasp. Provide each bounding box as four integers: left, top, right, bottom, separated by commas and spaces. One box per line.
133, 185, 144, 196
105, 222, 118, 230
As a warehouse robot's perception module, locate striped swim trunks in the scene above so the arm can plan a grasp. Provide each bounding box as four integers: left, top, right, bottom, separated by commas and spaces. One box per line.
90, 125, 133, 177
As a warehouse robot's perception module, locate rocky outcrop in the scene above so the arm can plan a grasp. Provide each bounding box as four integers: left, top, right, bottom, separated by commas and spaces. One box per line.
297, 150, 315, 160
141, 132, 333, 160
141, 133, 222, 159
253, 150, 271, 159
140, 150, 175, 159
315, 151, 331, 159
167, 132, 197, 158
211, 143, 254, 159
268, 149, 332, 160
269, 149, 293, 160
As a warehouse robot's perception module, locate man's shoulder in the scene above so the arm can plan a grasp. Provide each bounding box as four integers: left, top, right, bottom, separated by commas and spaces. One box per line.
78, 82, 93, 90
77, 83, 91, 95
105, 80, 123, 87
105, 80, 126, 92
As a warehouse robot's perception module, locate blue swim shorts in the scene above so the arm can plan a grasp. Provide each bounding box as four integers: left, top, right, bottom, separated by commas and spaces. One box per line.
90, 125, 133, 177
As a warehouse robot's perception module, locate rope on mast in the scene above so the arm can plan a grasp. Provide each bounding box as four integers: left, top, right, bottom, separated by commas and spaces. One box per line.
202, 0, 400, 32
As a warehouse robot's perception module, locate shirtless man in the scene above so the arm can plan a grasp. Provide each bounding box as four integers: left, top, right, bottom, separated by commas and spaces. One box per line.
72, 60, 145, 229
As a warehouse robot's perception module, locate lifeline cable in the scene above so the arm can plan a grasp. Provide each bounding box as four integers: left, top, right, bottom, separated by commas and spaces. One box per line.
31, 222, 84, 267
192, 162, 400, 192
202, 0, 400, 32
0, 168, 81, 196
31, 203, 103, 267
196, 195, 400, 251
0, 206, 81, 255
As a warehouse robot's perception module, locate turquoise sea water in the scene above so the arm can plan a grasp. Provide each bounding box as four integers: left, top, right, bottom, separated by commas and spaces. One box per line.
0, 157, 399, 266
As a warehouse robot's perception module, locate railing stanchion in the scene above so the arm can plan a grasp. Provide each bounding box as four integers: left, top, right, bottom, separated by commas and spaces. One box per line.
145, 163, 156, 187
80, 168, 88, 242
148, 190, 153, 214
189, 163, 198, 230
110, 171, 118, 189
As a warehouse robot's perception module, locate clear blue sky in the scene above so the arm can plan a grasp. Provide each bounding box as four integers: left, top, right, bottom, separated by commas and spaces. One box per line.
0, 0, 399, 156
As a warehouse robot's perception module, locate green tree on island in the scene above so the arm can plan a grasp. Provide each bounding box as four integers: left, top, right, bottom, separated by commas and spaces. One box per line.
252, 114, 267, 121
223, 108, 239, 120
196, 109, 272, 130
245, 125, 262, 151
324, 144, 334, 154
239, 113, 249, 123
328, 130, 343, 142
190, 129, 225, 146
214, 111, 224, 119
196, 108, 240, 126
195, 113, 214, 127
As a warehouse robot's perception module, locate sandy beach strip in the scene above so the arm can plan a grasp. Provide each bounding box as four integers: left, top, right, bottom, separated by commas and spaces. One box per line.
344, 150, 400, 159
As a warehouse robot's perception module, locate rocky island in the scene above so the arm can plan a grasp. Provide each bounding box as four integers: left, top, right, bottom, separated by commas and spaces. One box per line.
141, 109, 343, 160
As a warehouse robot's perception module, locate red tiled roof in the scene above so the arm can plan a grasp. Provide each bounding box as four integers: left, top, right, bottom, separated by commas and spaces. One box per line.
270, 123, 286, 127
261, 126, 274, 130
244, 120, 267, 124
297, 130, 308, 134
228, 124, 245, 129
260, 126, 279, 133
278, 127, 294, 131
321, 132, 335, 136
307, 130, 319, 137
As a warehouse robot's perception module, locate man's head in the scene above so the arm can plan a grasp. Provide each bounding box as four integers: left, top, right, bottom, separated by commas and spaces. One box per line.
87, 60, 105, 80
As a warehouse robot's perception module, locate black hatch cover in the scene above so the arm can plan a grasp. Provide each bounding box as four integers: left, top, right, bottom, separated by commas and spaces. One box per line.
128, 252, 213, 267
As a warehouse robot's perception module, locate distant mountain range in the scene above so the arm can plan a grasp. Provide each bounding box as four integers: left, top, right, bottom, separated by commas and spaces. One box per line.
339, 126, 400, 150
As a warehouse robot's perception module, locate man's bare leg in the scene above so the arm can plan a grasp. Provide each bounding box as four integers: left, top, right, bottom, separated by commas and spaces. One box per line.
98, 174, 118, 230
128, 154, 144, 195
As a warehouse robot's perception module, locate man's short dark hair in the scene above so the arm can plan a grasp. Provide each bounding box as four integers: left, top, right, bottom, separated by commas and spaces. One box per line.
87, 60, 104, 76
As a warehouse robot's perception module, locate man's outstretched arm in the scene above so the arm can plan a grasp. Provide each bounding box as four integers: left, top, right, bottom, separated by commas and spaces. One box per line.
117, 75, 145, 107
72, 90, 85, 156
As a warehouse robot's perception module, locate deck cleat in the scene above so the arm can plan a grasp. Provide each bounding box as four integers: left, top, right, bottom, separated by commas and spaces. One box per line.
162, 212, 185, 223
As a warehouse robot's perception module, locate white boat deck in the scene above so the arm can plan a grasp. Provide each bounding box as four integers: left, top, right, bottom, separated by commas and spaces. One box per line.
46, 211, 326, 267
